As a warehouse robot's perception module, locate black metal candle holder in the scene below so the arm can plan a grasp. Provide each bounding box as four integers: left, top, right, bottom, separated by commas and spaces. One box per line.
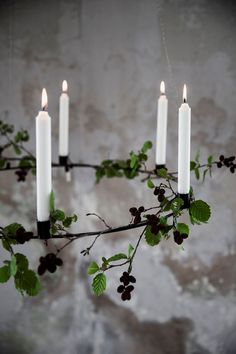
155, 164, 166, 170
59, 155, 68, 166
178, 193, 190, 209
37, 220, 51, 239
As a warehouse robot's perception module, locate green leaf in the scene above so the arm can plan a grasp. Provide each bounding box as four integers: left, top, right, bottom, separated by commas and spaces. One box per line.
130, 152, 138, 169
15, 253, 29, 270
108, 253, 127, 262
176, 223, 189, 236
207, 155, 213, 164
0, 265, 11, 283
141, 140, 152, 153
194, 168, 200, 180
87, 262, 100, 275
13, 144, 21, 155
147, 179, 155, 189
128, 244, 134, 258
49, 191, 55, 212
52, 209, 65, 221
189, 200, 211, 224
4, 223, 22, 236
156, 168, 167, 178
63, 217, 73, 228
202, 168, 208, 182
92, 273, 106, 296
10, 255, 17, 276
14, 269, 41, 296
190, 161, 197, 171
145, 225, 161, 246
171, 198, 184, 213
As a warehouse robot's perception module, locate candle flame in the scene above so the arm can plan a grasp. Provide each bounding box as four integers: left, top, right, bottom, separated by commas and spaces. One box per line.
160, 81, 165, 94
62, 80, 68, 93
183, 84, 187, 102
41, 88, 48, 110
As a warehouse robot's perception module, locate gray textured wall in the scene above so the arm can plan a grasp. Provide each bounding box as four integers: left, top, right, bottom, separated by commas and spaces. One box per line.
0, 0, 236, 353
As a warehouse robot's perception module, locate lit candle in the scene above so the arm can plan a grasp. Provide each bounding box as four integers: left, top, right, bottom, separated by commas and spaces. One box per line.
178, 84, 191, 196
156, 81, 168, 168
36, 89, 52, 228
59, 80, 69, 164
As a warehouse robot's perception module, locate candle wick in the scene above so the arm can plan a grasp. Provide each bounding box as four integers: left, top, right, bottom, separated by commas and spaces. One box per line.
183, 98, 187, 103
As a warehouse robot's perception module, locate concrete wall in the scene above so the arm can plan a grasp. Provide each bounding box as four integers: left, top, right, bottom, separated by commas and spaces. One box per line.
0, 0, 236, 353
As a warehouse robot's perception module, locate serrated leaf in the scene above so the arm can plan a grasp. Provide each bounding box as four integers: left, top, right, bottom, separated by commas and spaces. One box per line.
49, 190, 55, 213
128, 244, 134, 258
156, 168, 167, 178
171, 198, 184, 213
0, 265, 11, 283
4, 223, 22, 236
63, 217, 73, 228
87, 262, 100, 275
14, 269, 41, 296
108, 253, 127, 262
92, 273, 106, 296
52, 209, 65, 221
147, 179, 155, 189
145, 225, 161, 246
189, 200, 211, 224
15, 253, 29, 270
10, 255, 17, 276
176, 223, 189, 235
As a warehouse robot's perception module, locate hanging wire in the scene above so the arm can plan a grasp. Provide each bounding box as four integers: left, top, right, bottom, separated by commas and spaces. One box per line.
156, 0, 179, 105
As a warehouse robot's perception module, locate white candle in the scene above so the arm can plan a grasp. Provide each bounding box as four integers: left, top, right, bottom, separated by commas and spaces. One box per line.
36, 89, 52, 221
156, 81, 168, 166
178, 84, 191, 194
59, 80, 69, 157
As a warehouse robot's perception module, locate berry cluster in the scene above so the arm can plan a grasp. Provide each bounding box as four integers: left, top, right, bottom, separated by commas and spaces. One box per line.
117, 271, 136, 301
15, 169, 28, 182
154, 187, 166, 202
129, 206, 145, 224
217, 155, 235, 173
15, 227, 33, 244
37, 253, 63, 275
173, 230, 188, 245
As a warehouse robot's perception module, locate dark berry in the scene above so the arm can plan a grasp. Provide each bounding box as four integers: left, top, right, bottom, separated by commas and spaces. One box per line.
129, 207, 137, 216
38, 263, 46, 276
47, 264, 57, 273
138, 206, 145, 213
229, 156, 235, 161
126, 285, 134, 292
230, 167, 235, 173
217, 162, 222, 168
219, 155, 224, 161
117, 285, 125, 293
55, 257, 63, 266
182, 233, 188, 239
121, 291, 128, 301
129, 275, 136, 283
154, 187, 159, 195
159, 188, 165, 195
158, 194, 165, 202
174, 233, 183, 245
134, 214, 141, 224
